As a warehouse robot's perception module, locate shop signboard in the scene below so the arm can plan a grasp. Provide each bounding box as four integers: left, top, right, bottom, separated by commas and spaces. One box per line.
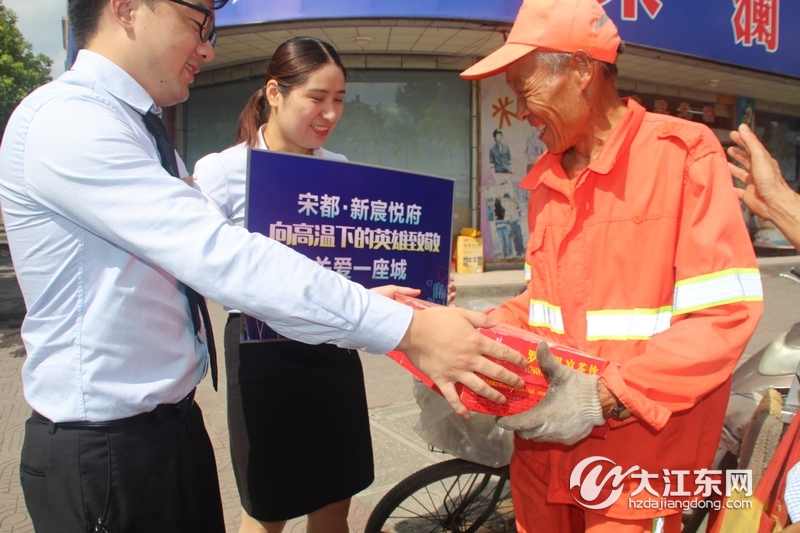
215, 0, 800, 79
215, 0, 519, 26
242, 149, 454, 342
603, 0, 798, 79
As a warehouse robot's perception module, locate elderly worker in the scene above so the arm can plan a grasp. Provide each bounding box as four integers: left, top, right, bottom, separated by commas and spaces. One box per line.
461, 0, 763, 531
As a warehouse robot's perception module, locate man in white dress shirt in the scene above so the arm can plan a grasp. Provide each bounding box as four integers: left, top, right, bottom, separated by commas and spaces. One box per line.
0, 0, 526, 530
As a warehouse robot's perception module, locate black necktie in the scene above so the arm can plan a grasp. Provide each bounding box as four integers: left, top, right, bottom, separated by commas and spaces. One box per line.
142, 111, 218, 391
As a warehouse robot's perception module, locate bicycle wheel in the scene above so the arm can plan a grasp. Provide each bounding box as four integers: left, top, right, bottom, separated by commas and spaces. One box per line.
365, 458, 515, 533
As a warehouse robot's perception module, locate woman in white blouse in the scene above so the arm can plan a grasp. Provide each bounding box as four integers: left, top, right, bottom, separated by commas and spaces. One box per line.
194, 37, 372, 533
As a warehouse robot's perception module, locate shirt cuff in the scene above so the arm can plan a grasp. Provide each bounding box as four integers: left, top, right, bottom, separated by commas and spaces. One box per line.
600, 363, 672, 431
350, 293, 413, 355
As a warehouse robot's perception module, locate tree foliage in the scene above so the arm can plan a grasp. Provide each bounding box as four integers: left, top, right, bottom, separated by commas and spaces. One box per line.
0, 2, 52, 133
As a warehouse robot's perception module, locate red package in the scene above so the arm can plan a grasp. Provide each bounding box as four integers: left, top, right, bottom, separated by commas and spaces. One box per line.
388, 295, 610, 437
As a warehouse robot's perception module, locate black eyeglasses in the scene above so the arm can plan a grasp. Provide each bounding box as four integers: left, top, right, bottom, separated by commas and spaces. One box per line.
169, 0, 218, 47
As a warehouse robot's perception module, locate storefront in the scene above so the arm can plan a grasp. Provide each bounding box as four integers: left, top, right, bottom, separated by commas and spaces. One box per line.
174, 0, 800, 262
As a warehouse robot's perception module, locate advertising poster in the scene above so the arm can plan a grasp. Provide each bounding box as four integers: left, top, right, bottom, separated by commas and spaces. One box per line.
737, 97, 756, 131
479, 74, 540, 262
243, 149, 454, 342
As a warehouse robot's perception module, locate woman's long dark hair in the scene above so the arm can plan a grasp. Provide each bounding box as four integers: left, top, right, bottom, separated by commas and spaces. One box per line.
235, 37, 346, 147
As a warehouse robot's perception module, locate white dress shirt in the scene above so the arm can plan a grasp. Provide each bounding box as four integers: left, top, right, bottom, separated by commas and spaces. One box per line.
787, 461, 800, 523
0, 50, 411, 422
193, 125, 347, 313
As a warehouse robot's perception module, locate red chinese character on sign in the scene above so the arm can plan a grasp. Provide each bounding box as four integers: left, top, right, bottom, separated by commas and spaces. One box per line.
492, 96, 515, 129
599, 0, 663, 21
653, 99, 669, 115
702, 106, 716, 123
732, 0, 779, 52
677, 102, 692, 120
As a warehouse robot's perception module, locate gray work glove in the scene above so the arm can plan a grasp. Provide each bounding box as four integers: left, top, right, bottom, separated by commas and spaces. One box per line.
497, 342, 605, 445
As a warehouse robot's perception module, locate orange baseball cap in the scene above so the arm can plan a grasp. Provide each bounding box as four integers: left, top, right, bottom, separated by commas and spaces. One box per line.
460, 0, 621, 80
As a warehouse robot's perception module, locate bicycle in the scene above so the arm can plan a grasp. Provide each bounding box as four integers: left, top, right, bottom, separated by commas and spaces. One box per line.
364, 449, 515, 533
365, 377, 516, 533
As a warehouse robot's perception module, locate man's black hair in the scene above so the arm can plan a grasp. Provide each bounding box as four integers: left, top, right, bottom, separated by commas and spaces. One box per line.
68, 0, 229, 50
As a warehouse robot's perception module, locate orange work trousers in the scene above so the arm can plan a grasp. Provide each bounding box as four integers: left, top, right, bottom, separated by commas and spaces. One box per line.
510, 453, 682, 533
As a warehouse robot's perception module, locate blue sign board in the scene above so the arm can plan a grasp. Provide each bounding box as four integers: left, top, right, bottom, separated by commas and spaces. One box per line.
216, 0, 799, 79
216, 0, 520, 27
602, 0, 799, 80
242, 149, 454, 342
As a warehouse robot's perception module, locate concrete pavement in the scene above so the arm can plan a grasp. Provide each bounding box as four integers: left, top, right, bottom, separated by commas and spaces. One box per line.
0, 248, 799, 531
0, 238, 525, 533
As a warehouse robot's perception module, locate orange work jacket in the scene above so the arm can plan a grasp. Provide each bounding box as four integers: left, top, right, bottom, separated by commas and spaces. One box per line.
490, 99, 764, 520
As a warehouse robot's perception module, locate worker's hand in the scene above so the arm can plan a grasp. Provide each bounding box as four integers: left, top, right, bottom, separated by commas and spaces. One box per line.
396, 307, 526, 419
728, 123, 791, 222
497, 342, 604, 445
371, 285, 420, 299
448, 271, 457, 305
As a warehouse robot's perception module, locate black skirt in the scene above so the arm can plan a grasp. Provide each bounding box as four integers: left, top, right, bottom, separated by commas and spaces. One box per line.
224, 314, 374, 522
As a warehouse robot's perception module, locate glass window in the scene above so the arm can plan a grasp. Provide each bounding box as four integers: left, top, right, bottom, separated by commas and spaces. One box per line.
185, 70, 473, 236
185, 77, 263, 171
325, 70, 472, 234
754, 111, 800, 186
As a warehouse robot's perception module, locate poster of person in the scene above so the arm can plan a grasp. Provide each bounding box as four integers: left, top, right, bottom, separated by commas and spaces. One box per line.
243, 149, 454, 342
525, 130, 546, 174
479, 74, 537, 261
737, 97, 755, 130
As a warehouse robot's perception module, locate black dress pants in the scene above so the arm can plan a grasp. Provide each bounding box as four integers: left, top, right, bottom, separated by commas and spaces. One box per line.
19, 404, 224, 533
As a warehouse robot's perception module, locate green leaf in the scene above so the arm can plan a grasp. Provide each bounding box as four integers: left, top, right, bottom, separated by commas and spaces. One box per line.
0, 1, 53, 134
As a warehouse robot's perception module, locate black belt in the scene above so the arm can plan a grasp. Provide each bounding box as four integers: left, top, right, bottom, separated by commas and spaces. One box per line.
31, 388, 196, 429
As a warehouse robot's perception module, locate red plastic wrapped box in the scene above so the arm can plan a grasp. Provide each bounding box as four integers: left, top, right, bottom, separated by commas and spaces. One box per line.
388, 294, 610, 421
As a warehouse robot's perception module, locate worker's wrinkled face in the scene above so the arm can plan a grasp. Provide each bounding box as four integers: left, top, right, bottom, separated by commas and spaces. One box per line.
506, 53, 588, 155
